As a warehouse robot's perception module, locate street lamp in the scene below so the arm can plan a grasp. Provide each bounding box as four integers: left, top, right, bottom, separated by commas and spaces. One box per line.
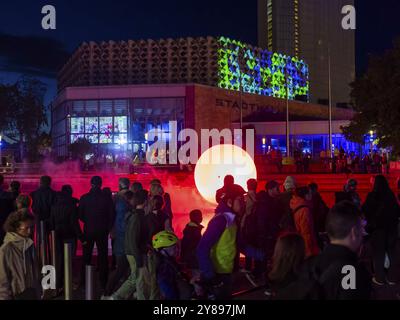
0, 135, 2, 166
325, 3, 333, 160
318, 37, 333, 160
328, 46, 333, 159
285, 61, 290, 158
237, 46, 245, 130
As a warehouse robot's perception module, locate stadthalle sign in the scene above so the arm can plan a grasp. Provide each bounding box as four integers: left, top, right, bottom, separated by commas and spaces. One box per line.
216, 98, 279, 114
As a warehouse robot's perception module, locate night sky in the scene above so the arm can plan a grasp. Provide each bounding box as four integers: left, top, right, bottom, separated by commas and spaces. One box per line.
0, 0, 399, 105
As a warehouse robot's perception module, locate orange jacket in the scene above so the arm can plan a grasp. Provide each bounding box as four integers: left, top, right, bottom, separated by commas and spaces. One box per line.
290, 197, 320, 257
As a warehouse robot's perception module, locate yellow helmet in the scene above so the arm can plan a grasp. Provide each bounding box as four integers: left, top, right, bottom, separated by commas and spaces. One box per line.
152, 231, 178, 249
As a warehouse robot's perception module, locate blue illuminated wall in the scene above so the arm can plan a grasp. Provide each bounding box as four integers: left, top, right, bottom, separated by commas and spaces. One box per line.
218, 37, 309, 100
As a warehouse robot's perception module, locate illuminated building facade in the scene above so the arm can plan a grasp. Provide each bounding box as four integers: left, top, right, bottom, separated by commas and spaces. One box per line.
52, 83, 353, 158
217, 37, 308, 100
58, 37, 309, 101
53, 36, 359, 159
52, 87, 185, 157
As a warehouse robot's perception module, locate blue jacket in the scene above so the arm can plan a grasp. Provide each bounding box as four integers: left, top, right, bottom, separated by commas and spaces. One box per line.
113, 191, 130, 256
197, 202, 234, 280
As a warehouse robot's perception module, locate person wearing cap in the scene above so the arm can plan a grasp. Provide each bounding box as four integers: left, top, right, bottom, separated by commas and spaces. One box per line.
78, 176, 115, 290
153, 231, 193, 300
104, 177, 130, 296
197, 185, 245, 299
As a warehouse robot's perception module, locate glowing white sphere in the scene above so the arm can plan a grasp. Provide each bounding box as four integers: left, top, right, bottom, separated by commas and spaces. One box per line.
194, 144, 257, 205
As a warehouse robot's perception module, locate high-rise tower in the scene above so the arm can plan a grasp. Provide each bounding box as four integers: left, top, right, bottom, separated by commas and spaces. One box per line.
258, 0, 355, 107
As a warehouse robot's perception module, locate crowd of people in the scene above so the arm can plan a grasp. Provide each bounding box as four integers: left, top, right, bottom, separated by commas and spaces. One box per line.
0, 171, 399, 300
320, 148, 390, 175
264, 146, 390, 175
80, 153, 137, 172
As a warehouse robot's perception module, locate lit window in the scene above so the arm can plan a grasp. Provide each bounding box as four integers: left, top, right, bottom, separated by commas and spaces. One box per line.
114, 116, 128, 133
70, 134, 84, 143
99, 134, 112, 144
99, 117, 113, 134
85, 134, 99, 144
85, 117, 99, 134
70, 117, 84, 134
114, 134, 128, 145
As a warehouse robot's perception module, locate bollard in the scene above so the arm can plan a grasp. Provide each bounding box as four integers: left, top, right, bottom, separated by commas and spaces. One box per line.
51, 231, 56, 268
40, 221, 46, 267
85, 265, 94, 300
64, 243, 72, 300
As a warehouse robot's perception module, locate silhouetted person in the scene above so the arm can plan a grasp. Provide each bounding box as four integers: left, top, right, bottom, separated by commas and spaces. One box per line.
30, 176, 57, 253
0, 175, 13, 245
215, 174, 246, 203
343, 179, 361, 210
290, 187, 320, 257
148, 179, 173, 231
363, 175, 400, 285
215, 175, 235, 204
79, 176, 114, 290
270, 201, 372, 300
268, 232, 307, 299
309, 183, 329, 249
104, 178, 130, 296
240, 179, 260, 277
181, 209, 203, 274
50, 185, 82, 291
255, 180, 282, 272
313, 201, 372, 299
130, 182, 143, 194
278, 176, 297, 232
8, 181, 21, 201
